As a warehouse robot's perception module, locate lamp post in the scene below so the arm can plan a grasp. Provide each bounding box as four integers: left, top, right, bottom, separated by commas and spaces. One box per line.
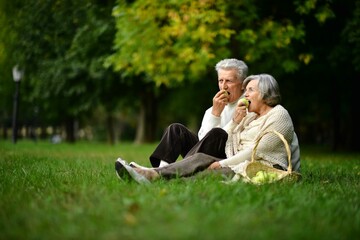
12, 65, 23, 144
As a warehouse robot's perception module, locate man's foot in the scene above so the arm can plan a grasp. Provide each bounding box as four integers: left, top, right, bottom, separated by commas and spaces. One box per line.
115, 159, 152, 185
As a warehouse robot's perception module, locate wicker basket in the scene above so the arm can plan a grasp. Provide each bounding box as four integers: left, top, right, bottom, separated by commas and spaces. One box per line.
243, 130, 302, 185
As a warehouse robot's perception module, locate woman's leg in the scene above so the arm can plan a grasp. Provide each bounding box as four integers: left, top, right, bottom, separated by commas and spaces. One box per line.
155, 152, 222, 179
149, 123, 199, 167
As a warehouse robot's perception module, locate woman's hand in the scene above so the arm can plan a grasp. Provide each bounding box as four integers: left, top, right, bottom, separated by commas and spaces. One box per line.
232, 98, 249, 123
208, 162, 221, 170
232, 105, 247, 124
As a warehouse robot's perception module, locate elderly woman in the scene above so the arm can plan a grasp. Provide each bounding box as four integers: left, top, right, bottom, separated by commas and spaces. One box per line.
115, 74, 300, 184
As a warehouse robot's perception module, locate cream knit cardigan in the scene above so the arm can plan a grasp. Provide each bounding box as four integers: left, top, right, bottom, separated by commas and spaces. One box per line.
219, 105, 295, 174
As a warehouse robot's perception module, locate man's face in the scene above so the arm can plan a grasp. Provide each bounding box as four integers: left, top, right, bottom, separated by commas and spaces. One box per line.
218, 69, 243, 103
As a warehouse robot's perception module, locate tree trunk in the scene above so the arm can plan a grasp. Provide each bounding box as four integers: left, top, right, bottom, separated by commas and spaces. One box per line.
349, 73, 360, 151
2, 125, 8, 139
106, 113, 116, 145
135, 90, 158, 144
65, 117, 76, 143
40, 126, 47, 139
331, 75, 340, 151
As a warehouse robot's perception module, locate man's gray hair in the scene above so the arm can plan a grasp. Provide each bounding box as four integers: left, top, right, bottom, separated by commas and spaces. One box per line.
215, 58, 248, 81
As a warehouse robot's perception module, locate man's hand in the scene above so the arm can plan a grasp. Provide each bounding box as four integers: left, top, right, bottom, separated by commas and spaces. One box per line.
211, 90, 229, 117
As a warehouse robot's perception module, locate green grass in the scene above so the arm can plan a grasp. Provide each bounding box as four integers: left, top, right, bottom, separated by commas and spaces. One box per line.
0, 140, 359, 240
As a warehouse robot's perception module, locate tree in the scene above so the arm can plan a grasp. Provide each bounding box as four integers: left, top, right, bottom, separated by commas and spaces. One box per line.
2, 0, 358, 150
107, 0, 308, 143
0, 0, 120, 143
293, 0, 360, 151
0, 0, 31, 140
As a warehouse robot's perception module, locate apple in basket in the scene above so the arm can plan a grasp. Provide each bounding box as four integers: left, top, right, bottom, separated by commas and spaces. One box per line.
251, 171, 278, 184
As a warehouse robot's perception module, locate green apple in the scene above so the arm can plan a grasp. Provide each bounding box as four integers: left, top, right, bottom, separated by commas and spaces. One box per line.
251, 171, 279, 183
239, 98, 249, 108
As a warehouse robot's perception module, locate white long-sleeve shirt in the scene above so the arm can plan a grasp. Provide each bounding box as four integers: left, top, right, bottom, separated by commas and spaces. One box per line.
198, 101, 238, 140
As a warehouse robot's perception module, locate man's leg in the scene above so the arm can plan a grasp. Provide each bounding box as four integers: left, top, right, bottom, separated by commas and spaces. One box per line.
150, 123, 199, 167
155, 128, 229, 178
184, 128, 228, 159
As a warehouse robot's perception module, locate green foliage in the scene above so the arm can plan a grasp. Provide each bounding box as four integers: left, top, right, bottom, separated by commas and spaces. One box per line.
295, 0, 335, 24
341, 1, 360, 71
23, 0, 109, 116
224, 1, 307, 74
1, 0, 360, 149
236, 20, 305, 72
0, 141, 359, 239
107, 0, 234, 87
108, 0, 312, 85
0, 0, 20, 122
0, 0, 125, 142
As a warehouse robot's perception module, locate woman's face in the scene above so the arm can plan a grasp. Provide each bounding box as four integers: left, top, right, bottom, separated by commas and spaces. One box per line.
244, 79, 263, 113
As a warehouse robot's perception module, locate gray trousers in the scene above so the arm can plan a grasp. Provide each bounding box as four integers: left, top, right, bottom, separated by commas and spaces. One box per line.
155, 152, 235, 179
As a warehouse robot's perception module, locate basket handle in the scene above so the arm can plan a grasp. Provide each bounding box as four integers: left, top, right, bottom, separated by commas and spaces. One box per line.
251, 130, 292, 173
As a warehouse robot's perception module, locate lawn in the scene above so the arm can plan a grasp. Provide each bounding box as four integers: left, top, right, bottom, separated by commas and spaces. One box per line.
0, 140, 359, 240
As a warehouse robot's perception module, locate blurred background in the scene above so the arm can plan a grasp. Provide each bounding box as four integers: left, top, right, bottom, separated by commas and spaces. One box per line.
0, 0, 359, 151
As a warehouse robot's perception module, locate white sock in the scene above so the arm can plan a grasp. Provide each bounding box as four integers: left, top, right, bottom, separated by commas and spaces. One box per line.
159, 160, 169, 167
129, 162, 153, 170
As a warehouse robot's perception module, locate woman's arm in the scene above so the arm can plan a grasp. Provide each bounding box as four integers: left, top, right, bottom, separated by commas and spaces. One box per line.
219, 147, 253, 167
208, 147, 253, 169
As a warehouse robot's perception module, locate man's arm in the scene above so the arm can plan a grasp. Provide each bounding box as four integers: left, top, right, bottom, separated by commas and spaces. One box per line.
197, 107, 221, 140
